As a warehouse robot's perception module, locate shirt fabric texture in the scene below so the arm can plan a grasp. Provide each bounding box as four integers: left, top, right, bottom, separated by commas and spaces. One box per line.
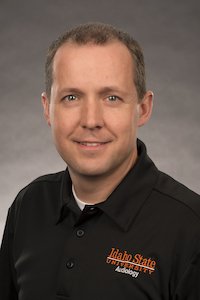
0, 139, 200, 300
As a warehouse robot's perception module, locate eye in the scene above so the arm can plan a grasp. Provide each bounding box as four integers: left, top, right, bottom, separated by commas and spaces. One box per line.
107, 96, 118, 101
65, 95, 77, 101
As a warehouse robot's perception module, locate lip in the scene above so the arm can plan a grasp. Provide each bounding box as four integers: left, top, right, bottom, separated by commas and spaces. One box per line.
75, 141, 110, 149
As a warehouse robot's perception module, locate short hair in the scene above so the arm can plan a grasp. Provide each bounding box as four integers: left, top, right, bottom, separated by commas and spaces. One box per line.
45, 22, 146, 102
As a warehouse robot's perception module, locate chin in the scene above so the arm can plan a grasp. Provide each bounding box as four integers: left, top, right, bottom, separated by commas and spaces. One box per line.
68, 163, 110, 178
77, 168, 106, 178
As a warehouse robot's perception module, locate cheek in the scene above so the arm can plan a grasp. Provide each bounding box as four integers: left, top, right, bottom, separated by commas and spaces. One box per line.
107, 109, 138, 138
50, 108, 78, 137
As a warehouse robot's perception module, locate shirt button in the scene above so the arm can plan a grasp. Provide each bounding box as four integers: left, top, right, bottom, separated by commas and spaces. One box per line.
66, 260, 74, 268
77, 229, 84, 237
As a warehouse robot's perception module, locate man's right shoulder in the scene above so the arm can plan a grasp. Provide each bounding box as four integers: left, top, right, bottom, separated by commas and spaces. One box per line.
11, 171, 65, 209
19, 170, 65, 193
30, 171, 65, 185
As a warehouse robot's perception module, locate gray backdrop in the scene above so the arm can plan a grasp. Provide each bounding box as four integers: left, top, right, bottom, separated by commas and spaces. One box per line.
1, 0, 200, 240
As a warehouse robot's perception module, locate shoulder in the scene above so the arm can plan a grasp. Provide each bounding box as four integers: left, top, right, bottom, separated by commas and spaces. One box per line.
30, 171, 65, 185
10, 171, 65, 217
154, 170, 200, 219
15, 171, 64, 198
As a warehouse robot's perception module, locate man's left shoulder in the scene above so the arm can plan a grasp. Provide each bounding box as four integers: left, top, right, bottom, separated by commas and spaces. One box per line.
154, 171, 200, 219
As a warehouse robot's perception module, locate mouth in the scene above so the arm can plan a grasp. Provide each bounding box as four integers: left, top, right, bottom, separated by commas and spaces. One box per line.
77, 142, 107, 146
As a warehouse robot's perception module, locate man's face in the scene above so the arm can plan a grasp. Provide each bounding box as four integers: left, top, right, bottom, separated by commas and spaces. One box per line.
43, 42, 152, 180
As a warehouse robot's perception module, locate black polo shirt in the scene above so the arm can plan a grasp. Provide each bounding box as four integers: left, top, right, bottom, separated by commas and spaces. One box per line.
1, 140, 200, 299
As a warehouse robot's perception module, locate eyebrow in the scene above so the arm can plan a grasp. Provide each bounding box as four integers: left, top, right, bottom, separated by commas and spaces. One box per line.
58, 86, 127, 97
58, 88, 84, 96
98, 87, 126, 96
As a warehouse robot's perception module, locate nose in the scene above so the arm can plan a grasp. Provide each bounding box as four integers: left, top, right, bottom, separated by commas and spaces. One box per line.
80, 98, 104, 129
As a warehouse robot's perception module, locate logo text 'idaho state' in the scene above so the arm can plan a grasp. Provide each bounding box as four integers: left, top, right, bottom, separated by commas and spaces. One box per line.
106, 248, 156, 275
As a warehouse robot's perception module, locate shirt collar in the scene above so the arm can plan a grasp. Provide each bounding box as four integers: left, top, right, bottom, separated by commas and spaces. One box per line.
97, 139, 159, 231
56, 139, 159, 230
55, 169, 80, 224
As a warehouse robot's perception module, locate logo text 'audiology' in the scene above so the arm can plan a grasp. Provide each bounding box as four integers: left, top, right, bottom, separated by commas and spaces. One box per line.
106, 248, 156, 276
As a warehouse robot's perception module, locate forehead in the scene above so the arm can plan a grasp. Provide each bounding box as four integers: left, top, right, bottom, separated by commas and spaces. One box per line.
51, 41, 135, 95
53, 41, 133, 73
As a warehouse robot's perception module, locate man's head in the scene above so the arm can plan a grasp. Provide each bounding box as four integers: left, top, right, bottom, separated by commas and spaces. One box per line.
42, 23, 153, 187
45, 22, 146, 103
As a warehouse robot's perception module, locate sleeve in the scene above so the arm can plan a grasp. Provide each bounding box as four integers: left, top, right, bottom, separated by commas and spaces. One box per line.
0, 208, 18, 300
172, 248, 200, 300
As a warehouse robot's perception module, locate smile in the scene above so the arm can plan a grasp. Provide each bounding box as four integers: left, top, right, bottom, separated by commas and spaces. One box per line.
78, 142, 106, 146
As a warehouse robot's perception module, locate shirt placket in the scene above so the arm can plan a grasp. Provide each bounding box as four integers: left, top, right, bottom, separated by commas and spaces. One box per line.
56, 206, 100, 299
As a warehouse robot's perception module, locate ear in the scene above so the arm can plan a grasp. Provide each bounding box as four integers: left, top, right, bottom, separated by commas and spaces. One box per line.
138, 91, 153, 127
42, 93, 51, 126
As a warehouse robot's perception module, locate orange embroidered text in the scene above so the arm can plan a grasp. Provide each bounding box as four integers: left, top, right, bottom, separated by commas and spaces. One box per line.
106, 248, 156, 275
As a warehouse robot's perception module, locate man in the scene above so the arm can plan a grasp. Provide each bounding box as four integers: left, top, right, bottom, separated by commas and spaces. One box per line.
0, 22, 200, 299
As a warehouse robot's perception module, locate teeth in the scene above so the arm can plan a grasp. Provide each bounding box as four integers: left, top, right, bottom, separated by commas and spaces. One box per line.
80, 142, 104, 146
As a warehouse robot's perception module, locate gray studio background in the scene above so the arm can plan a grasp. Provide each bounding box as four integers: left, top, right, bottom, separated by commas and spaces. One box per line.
1, 0, 200, 240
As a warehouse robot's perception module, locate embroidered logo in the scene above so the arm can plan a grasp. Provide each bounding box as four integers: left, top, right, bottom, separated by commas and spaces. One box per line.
106, 248, 156, 277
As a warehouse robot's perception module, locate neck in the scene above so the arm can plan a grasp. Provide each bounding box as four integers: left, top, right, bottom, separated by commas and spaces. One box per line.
68, 150, 138, 205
